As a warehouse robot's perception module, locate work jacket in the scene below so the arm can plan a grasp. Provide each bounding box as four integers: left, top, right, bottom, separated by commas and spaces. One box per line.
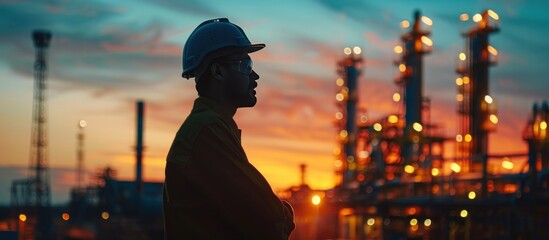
164, 97, 294, 240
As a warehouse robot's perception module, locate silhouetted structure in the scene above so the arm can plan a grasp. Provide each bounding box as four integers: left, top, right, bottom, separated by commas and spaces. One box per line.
285, 10, 549, 240
10, 30, 53, 240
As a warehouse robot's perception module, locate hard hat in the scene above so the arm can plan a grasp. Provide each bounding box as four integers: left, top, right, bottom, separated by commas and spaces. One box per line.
182, 18, 265, 79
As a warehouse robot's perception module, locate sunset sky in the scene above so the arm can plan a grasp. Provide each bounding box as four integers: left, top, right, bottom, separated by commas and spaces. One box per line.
1, 0, 548, 204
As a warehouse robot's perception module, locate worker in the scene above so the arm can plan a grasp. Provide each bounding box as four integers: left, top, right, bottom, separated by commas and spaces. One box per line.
163, 18, 295, 240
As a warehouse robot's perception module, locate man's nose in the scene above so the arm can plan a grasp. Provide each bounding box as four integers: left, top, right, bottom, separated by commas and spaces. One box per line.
251, 70, 259, 80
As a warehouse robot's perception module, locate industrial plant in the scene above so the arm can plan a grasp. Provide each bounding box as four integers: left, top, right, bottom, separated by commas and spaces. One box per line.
0, 9, 548, 240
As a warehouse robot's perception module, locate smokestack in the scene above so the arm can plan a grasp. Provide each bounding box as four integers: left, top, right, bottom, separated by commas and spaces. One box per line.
300, 164, 306, 186
136, 101, 144, 207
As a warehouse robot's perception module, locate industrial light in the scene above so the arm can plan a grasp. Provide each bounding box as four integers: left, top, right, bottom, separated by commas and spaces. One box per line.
431, 168, 439, 176
367, 218, 375, 226
490, 114, 499, 124
460, 13, 469, 21
473, 14, 482, 23
487, 45, 498, 56
404, 165, 415, 174
460, 210, 468, 218
487, 9, 499, 20
421, 36, 433, 47
62, 213, 70, 221
336, 93, 344, 102
19, 214, 27, 222
312, 195, 321, 205
464, 134, 472, 143
484, 95, 493, 104
101, 211, 109, 220
413, 122, 423, 132
393, 92, 401, 102
456, 94, 464, 102
401, 20, 410, 28
353, 46, 362, 55
336, 78, 344, 87
358, 151, 369, 158
456, 134, 463, 142
502, 159, 514, 170
334, 160, 342, 168
388, 115, 399, 124
373, 123, 382, 132
339, 130, 348, 139
451, 163, 462, 173
335, 112, 343, 120
79, 120, 87, 128
424, 219, 432, 227
459, 52, 466, 61
399, 64, 407, 72
468, 191, 476, 200
463, 76, 470, 84
394, 45, 403, 54
344, 47, 352, 55
421, 16, 433, 26
456, 77, 463, 86
410, 218, 418, 226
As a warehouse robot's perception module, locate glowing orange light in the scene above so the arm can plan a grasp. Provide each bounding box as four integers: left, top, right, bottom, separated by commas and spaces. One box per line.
394, 45, 403, 54
401, 20, 410, 28
336, 78, 344, 87
456, 94, 464, 102
19, 214, 27, 222
421, 36, 433, 47
410, 218, 418, 226
456, 134, 463, 142
373, 123, 382, 132
459, 52, 466, 61
421, 16, 433, 26
460, 13, 469, 21
463, 76, 470, 84
464, 134, 472, 142
392, 92, 401, 102
488, 9, 499, 20
334, 160, 342, 168
456, 77, 463, 86
388, 115, 398, 124
335, 112, 343, 120
502, 159, 514, 170
468, 191, 476, 199
404, 165, 415, 174
312, 195, 321, 205
101, 211, 109, 220
460, 210, 468, 218
413, 122, 423, 132
431, 168, 439, 176
488, 45, 498, 56
490, 114, 498, 124
62, 213, 70, 221
399, 64, 407, 72
451, 163, 462, 173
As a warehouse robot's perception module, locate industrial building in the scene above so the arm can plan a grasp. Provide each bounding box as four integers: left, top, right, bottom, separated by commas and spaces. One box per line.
284, 10, 549, 240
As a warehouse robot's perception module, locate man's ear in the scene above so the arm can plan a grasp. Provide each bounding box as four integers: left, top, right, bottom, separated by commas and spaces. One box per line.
210, 63, 225, 82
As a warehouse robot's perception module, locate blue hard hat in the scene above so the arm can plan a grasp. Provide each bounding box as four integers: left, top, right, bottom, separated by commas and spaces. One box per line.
182, 18, 265, 79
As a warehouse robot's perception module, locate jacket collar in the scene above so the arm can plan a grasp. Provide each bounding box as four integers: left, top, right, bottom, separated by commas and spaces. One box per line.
193, 97, 241, 139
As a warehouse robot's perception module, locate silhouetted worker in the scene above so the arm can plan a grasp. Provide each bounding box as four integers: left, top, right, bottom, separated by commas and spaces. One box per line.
163, 18, 295, 240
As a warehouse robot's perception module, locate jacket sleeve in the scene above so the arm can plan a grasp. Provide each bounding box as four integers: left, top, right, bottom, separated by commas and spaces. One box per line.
165, 122, 288, 239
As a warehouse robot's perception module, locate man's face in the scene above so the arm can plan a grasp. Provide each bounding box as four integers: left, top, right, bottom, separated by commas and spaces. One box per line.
221, 52, 260, 108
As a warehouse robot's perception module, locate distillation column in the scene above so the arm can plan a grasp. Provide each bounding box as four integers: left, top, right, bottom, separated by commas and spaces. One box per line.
334, 47, 363, 187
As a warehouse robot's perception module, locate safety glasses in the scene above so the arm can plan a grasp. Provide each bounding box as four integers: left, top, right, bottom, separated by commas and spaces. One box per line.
220, 59, 253, 75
